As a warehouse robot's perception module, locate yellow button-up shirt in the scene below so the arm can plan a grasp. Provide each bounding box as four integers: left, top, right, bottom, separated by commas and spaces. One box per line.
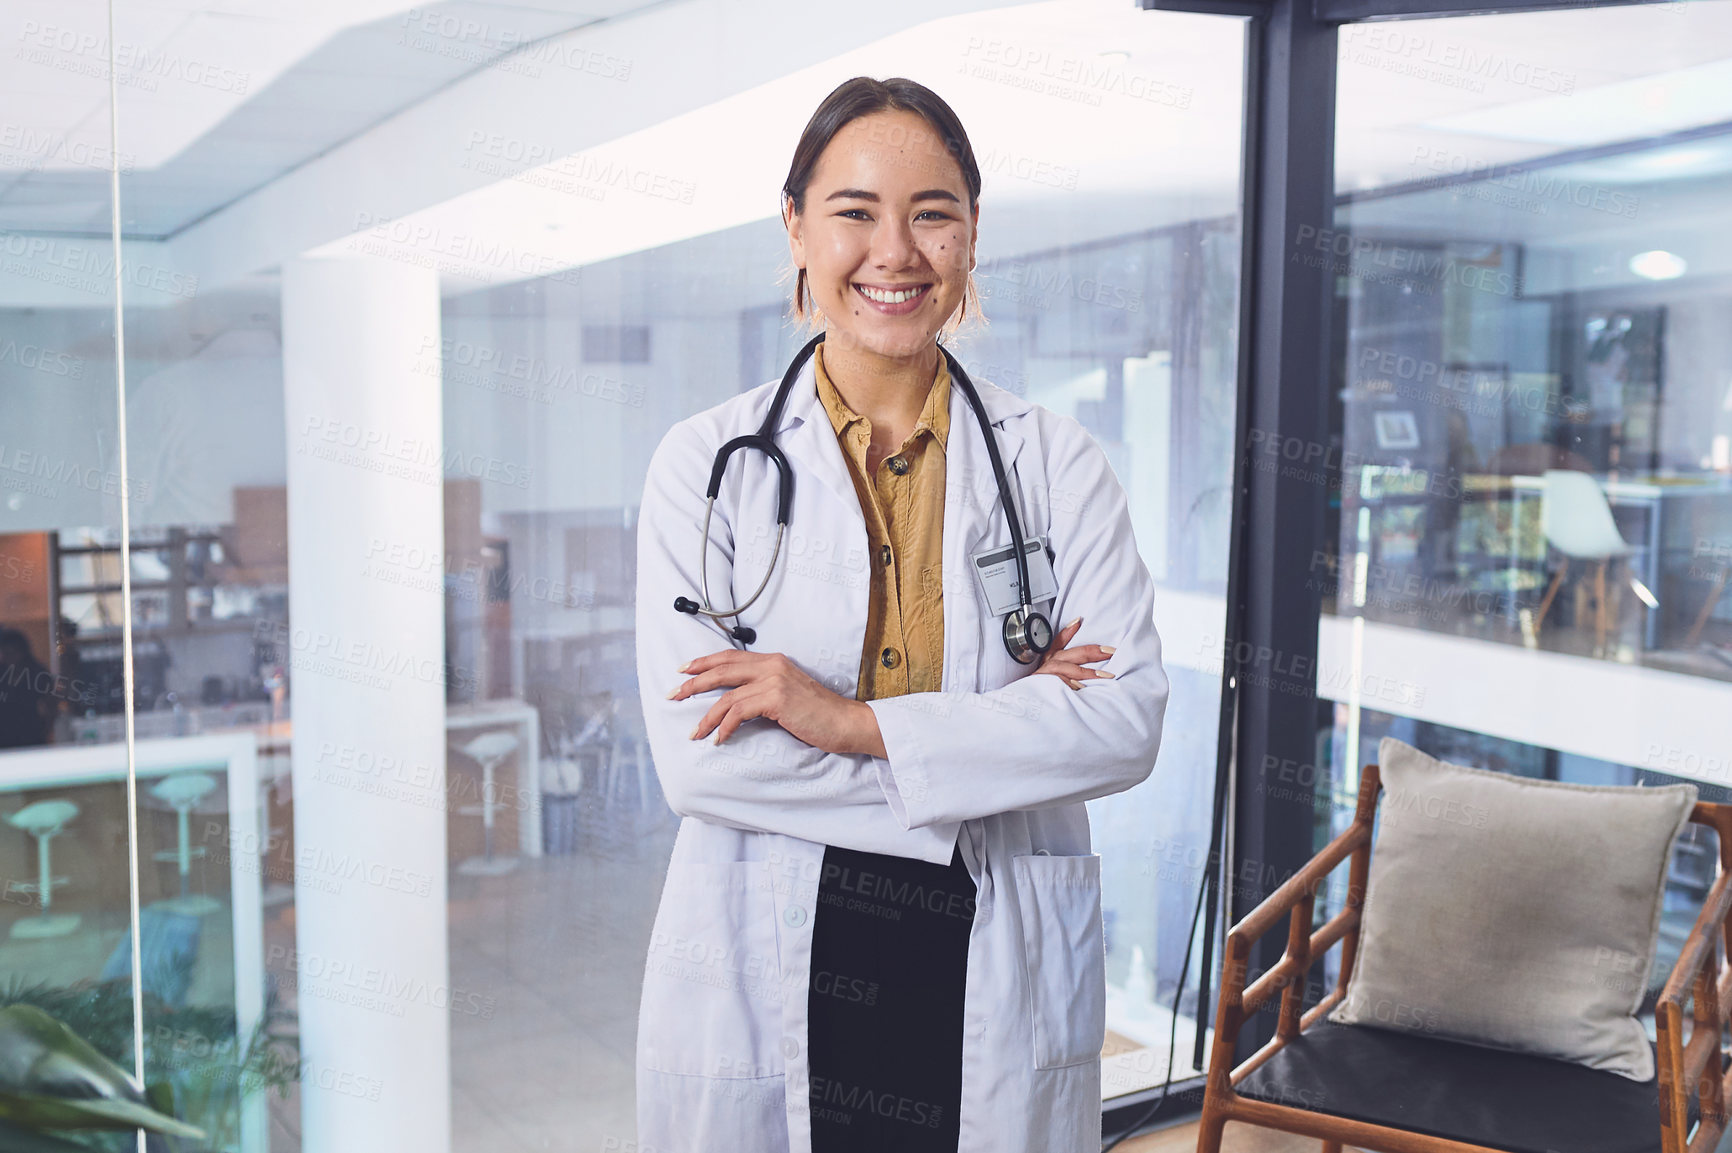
813, 343, 951, 701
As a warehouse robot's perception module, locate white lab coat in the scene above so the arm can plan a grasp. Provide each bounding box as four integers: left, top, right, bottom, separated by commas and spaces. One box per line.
633, 350, 1169, 1153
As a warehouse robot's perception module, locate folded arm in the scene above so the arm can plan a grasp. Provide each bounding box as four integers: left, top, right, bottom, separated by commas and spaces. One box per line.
635, 419, 960, 864
866, 415, 1171, 829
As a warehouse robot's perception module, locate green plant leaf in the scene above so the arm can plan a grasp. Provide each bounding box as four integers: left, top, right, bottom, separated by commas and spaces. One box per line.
0, 977, 302, 1142
145, 1080, 175, 1118
0, 1118, 93, 1151
0, 1004, 142, 1102
0, 1006, 205, 1138
0, 1091, 204, 1136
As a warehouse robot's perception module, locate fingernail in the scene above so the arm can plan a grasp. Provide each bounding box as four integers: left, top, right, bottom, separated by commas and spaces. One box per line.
1100, 645, 1116, 655
689, 725, 702, 739
666, 686, 681, 699
677, 660, 693, 673
1096, 670, 1115, 679
1066, 677, 1082, 690
1064, 617, 1082, 631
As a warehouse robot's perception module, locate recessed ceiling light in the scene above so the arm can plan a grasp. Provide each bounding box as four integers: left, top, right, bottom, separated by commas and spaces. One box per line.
1638, 147, 1716, 173
1629, 250, 1687, 280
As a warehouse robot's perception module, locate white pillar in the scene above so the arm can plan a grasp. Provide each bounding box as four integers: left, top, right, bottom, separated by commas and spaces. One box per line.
282, 255, 449, 1153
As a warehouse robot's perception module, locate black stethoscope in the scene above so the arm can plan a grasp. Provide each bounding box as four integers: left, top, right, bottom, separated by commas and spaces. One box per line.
672, 331, 1055, 665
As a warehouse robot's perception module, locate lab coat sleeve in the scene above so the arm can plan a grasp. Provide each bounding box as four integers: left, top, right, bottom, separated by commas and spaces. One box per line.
865, 414, 1170, 828
634, 418, 962, 864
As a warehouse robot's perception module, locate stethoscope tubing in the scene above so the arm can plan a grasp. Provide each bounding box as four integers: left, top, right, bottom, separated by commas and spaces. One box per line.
697, 498, 782, 620
684, 331, 1039, 641
940, 341, 1038, 625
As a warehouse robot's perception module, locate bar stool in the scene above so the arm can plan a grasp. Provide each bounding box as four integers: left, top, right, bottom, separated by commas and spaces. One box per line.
150, 772, 222, 916
456, 730, 520, 876
7, 800, 81, 939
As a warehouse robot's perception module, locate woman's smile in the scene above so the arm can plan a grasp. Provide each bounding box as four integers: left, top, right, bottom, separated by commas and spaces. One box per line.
852, 281, 932, 315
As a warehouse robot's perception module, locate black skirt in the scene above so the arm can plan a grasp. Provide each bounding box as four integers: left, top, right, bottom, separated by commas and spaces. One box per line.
806, 842, 978, 1152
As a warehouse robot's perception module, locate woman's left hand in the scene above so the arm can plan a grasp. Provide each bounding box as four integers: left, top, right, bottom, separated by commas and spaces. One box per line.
671, 650, 879, 755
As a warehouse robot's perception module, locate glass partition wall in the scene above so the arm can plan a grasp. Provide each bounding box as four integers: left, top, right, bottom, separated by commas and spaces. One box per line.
1, 1, 1249, 1148
1316, 0, 1732, 1052
0, 0, 173, 1148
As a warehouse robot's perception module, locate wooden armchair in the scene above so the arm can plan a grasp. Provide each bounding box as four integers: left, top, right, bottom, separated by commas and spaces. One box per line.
1196, 764, 1732, 1153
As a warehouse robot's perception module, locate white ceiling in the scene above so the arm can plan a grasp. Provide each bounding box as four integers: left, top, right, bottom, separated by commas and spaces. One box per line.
1336, 1, 1732, 188
0, 0, 1729, 296
0, 0, 644, 236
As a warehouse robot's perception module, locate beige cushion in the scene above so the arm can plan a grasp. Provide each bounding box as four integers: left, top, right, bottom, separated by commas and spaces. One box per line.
1327, 736, 1697, 1081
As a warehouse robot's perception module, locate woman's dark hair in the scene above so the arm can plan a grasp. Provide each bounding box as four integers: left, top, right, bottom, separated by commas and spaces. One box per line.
781, 77, 983, 334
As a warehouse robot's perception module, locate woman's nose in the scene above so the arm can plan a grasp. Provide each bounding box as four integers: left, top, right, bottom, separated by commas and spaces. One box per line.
868, 217, 919, 269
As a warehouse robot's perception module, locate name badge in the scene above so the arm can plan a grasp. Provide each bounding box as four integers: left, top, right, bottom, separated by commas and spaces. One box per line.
970, 536, 1057, 616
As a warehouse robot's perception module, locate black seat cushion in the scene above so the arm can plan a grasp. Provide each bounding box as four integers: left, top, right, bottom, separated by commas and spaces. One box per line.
1235, 1021, 1692, 1153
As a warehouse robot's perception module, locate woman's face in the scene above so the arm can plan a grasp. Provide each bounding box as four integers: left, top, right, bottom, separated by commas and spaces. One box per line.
786, 109, 978, 362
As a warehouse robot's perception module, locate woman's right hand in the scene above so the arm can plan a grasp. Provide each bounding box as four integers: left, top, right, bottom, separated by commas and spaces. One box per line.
1031, 616, 1116, 691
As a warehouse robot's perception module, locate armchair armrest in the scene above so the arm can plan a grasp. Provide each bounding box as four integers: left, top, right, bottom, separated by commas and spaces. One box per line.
1656, 802, 1732, 1153
1206, 765, 1382, 1091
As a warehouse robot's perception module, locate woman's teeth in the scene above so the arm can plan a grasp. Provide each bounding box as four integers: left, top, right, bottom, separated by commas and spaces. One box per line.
856, 284, 927, 304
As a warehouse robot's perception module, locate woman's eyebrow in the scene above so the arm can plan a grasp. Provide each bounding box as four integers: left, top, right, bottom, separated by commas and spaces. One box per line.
824, 188, 962, 204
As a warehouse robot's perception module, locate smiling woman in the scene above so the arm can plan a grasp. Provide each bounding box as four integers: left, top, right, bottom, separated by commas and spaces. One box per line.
634, 74, 1170, 1153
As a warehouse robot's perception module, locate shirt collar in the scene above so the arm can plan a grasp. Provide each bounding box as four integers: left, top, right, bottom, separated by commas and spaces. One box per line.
814, 342, 952, 453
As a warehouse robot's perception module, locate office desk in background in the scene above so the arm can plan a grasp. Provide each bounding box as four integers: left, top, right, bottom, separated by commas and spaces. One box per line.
51, 698, 545, 856
1460, 473, 1732, 651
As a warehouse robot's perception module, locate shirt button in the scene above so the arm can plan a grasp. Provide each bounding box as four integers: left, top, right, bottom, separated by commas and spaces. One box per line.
781, 1037, 800, 1060
783, 905, 807, 927
881, 647, 900, 669
880, 545, 893, 567
886, 455, 909, 475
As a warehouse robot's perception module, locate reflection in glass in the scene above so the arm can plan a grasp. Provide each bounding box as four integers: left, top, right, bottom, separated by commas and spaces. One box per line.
1330, 6, 1732, 682
1319, 10, 1732, 1089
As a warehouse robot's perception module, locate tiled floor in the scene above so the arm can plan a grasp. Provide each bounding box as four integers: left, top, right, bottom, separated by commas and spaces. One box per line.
263, 782, 679, 1152
433, 790, 673, 1152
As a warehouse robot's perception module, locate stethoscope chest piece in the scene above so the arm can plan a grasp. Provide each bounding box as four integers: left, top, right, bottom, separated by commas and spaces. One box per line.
1003, 607, 1054, 666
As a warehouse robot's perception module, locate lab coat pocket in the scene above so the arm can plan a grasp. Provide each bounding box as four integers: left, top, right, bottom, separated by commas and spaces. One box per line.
1011, 851, 1106, 1070
639, 859, 786, 1079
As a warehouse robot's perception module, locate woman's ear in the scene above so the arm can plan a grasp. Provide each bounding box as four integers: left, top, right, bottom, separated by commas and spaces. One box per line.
968, 202, 981, 272
784, 197, 806, 268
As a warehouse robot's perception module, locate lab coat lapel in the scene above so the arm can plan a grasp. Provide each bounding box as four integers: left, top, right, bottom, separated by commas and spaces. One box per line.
770, 352, 866, 524
949, 374, 1030, 513
943, 373, 1031, 693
